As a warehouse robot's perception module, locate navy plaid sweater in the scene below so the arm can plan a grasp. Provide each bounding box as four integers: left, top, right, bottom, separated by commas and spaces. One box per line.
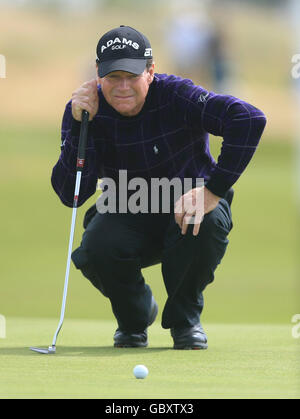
51, 73, 266, 207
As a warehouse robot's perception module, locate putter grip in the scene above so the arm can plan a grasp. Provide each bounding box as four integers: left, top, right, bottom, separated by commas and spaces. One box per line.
77, 110, 89, 169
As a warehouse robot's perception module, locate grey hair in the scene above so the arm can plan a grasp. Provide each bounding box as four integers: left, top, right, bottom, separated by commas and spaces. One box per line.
146, 58, 154, 71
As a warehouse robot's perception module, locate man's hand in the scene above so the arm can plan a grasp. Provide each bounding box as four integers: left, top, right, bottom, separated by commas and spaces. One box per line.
174, 186, 221, 236
71, 79, 99, 121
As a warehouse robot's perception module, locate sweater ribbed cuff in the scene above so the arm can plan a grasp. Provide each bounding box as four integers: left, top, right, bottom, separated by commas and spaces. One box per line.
205, 171, 234, 198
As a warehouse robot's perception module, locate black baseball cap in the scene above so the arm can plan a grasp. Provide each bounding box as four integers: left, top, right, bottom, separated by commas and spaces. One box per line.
96, 25, 153, 78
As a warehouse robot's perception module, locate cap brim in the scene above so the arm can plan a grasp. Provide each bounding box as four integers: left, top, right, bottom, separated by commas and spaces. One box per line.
98, 58, 147, 78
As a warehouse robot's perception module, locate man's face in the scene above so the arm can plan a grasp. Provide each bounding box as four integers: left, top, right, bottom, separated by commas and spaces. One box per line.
97, 65, 155, 117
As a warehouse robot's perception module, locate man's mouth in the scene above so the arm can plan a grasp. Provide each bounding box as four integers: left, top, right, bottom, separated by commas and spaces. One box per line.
115, 95, 133, 100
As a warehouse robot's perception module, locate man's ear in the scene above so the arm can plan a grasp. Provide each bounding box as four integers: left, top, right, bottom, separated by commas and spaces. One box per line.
148, 63, 155, 84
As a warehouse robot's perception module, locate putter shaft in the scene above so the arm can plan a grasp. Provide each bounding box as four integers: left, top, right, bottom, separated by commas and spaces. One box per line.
30, 110, 89, 354
51, 171, 82, 347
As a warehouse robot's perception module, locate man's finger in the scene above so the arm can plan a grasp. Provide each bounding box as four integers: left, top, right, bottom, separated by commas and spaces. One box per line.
175, 211, 184, 228
78, 103, 95, 120
82, 79, 98, 89
181, 213, 194, 235
72, 87, 88, 97
192, 221, 201, 236
174, 197, 185, 227
192, 212, 204, 236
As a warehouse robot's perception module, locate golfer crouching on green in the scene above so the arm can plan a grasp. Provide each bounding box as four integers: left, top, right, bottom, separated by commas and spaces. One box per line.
51, 25, 266, 349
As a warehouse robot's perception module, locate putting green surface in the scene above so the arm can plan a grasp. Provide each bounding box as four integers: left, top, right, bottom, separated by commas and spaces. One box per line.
0, 318, 299, 399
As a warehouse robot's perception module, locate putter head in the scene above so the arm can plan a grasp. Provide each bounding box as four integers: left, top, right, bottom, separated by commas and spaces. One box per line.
30, 345, 56, 354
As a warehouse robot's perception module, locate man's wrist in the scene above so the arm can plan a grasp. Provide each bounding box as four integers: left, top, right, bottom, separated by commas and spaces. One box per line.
205, 172, 233, 198
204, 186, 221, 201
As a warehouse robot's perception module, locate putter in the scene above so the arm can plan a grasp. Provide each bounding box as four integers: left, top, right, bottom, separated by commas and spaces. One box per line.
30, 109, 90, 355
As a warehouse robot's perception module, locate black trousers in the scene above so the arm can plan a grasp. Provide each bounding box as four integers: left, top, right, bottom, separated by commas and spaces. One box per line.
71, 193, 233, 332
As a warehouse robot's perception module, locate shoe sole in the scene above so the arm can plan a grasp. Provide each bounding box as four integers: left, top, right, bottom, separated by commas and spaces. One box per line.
173, 344, 208, 350
114, 342, 148, 348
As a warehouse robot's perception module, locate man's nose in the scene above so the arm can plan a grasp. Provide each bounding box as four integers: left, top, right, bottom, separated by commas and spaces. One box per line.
118, 77, 130, 89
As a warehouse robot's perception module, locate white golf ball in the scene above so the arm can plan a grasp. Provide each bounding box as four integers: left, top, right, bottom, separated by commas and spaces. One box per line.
133, 364, 148, 379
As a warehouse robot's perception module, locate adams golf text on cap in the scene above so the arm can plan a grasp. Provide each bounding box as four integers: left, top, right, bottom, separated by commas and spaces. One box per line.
96, 25, 153, 77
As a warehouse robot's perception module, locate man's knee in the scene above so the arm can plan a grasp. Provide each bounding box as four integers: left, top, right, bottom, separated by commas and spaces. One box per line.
189, 199, 233, 268
200, 199, 233, 237
71, 246, 108, 296
72, 238, 142, 296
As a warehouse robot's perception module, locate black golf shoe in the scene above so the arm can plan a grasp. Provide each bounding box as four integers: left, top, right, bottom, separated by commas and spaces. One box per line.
171, 323, 208, 350
114, 296, 158, 348
113, 329, 148, 348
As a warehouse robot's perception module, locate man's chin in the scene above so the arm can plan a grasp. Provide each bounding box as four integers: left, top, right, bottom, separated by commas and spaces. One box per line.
114, 104, 140, 117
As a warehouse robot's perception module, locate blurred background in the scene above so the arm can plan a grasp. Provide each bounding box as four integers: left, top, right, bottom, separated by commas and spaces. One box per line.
0, 0, 298, 325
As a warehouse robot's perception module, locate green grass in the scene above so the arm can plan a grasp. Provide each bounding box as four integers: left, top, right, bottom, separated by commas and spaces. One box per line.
0, 126, 299, 399
0, 317, 299, 399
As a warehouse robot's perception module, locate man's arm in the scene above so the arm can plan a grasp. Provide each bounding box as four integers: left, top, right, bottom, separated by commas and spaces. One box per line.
51, 80, 99, 207
173, 81, 267, 197
51, 100, 98, 207
202, 94, 267, 197
171, 78, 266, 234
